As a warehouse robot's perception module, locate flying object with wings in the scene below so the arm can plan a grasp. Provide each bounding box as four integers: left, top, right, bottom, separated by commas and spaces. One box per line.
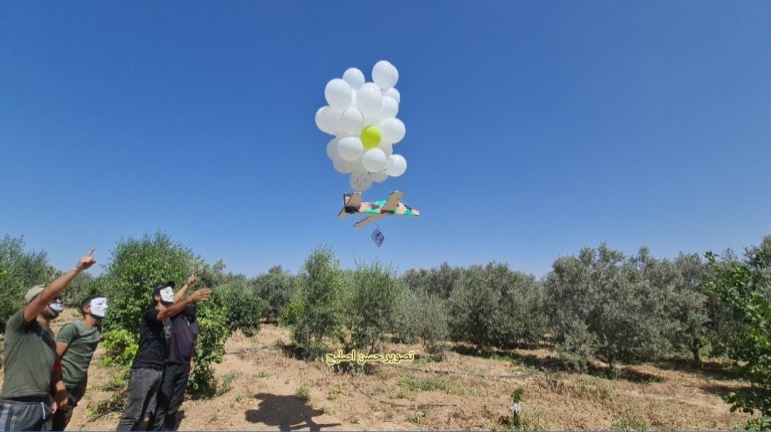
338, 191, 420, 228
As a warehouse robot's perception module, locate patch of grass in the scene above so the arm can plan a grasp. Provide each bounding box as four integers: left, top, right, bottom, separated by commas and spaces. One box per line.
85, 391, 125, 421
216, 371, 239, 396
407, 407, 429, 424
326, 383, 346, 400
253, 370, 269, 379
612, 408, 649, 431
399, 374, 451, 393
296, 385, 311, 402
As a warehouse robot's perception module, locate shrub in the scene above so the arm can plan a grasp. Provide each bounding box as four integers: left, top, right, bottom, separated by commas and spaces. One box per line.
101, 232, 196, 336
392, 289, 449, 355
291, 247, 346, 360
707, 237, 771, 430
0, 235, 55, 333
188, 295, 230, 398
253, 265, 296, 323
340, 260, 401, 353
216, 280, 264, 336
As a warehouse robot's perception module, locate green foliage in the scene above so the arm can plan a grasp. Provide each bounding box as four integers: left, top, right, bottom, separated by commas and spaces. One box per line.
392, 288, 449, 355
0, 235, 55, 332
296, 385, 311, 402
511, 386, 525, 403
449, 263, 546, 350
449, 266, 497, 349
612, 408, 649, 431
101, 232, 196, 335
291, 247, 346, 360
216, 280, 264, 336
401, 262, 463, 299
253, 265, 297, 323
60, 272, 99, 307
100, 329, 138, 367
188, 295, 230, 398
544, 245, 678, 373
707, 236, 771, 430
278, 299, 304, 327
339, 260, 401, 353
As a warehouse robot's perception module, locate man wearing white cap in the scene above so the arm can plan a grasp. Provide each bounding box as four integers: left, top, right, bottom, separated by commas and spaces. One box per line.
0, 250, 96, 431
116, 274, 210, 431
51, 295, 109, 430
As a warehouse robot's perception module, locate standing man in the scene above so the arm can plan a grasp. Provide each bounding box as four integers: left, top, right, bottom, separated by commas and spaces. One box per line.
51, 295, 109, 431
115, 275, 209, 431
149, 303, 200, 430
0, 250, 96, 431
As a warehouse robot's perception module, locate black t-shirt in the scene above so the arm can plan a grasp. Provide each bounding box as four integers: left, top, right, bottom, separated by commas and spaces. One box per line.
131, 308, 171, 370
167, 315, 200, 365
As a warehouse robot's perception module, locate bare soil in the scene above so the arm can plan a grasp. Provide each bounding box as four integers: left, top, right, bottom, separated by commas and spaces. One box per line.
2, 310, 753, 430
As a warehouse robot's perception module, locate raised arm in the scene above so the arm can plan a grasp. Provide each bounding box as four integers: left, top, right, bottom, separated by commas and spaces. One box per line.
24, 250, 96, 324
174, 272, 197, 303
158, 289, 211, 321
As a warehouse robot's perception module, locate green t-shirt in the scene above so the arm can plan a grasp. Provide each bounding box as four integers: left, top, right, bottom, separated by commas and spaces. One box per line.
0, 310, 57, 399
56, 320, 101, 389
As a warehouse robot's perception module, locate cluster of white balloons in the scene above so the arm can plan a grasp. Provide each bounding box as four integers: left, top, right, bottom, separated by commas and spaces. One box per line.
315, 60, 408, 192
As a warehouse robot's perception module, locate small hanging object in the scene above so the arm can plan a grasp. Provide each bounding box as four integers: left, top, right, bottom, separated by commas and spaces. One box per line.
371, 226, 385, 247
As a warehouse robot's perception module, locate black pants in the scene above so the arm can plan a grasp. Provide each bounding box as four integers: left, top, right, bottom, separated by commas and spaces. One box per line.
115, 368, 162, 431
149, 363, 189, 431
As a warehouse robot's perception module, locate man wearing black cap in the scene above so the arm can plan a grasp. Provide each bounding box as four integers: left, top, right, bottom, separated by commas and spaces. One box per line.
149, 303, 200, 430
0, 250, 96, 431
115, 274, 209, 431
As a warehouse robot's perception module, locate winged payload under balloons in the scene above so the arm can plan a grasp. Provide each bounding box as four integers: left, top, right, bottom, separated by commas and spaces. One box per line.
315, 61, 419, 234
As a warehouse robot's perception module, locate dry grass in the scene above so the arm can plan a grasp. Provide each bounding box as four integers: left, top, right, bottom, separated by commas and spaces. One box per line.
0, 313, 755, 430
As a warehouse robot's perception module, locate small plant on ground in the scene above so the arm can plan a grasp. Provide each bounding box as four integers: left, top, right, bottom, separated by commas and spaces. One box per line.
296, 385, 311, 402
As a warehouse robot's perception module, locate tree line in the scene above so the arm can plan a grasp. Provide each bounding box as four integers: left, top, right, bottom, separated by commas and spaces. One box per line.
1, 232, 769, 428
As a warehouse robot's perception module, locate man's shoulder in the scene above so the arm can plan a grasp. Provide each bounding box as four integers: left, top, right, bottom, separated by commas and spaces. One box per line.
5, 310, 26, 332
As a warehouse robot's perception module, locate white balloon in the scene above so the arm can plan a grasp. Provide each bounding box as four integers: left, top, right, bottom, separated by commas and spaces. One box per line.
350, 89, 357, 107
356, 83, 382, 122
379, 118, 406, 143
385, 154, 407, 177
361, 148, 387, 172
377, 141, 393, 157
326, 138, 339, 160
379, 96, 399, 120
371, 170, 388, 183
315, 106, 340, 135
372, 60, 399, 90
342, 68, 365, 90
350, 171, 372, 192
340, 107, 364, 135
325, 79, 352, 112
333, 156, 356, 174
337, 136, 364, 161
383, 87, 400, 104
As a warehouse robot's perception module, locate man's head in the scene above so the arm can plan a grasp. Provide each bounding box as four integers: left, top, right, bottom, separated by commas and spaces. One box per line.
25, 285, 64, 319
152, 282, 176, 306
80, 295, 109, 321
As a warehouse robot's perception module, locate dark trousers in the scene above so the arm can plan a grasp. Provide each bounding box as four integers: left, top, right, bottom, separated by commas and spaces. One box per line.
51, 385, 85, 431
149, 363, 189, 431
0, 397, 53, 431
115, 368, 162, 431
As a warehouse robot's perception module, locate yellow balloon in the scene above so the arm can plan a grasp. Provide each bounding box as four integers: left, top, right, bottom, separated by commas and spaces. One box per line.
360, 125, 382, 150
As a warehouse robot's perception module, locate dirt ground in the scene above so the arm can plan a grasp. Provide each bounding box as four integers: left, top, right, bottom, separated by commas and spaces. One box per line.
2, 309, 753, 430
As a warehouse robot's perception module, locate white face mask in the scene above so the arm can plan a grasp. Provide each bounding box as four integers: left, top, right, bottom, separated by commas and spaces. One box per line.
49, 298, 64, 313
89, 297, 108, 318
160, 287, 175, 304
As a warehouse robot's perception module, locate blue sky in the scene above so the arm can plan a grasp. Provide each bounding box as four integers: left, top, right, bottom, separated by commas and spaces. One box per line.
1, 1, 770, 279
